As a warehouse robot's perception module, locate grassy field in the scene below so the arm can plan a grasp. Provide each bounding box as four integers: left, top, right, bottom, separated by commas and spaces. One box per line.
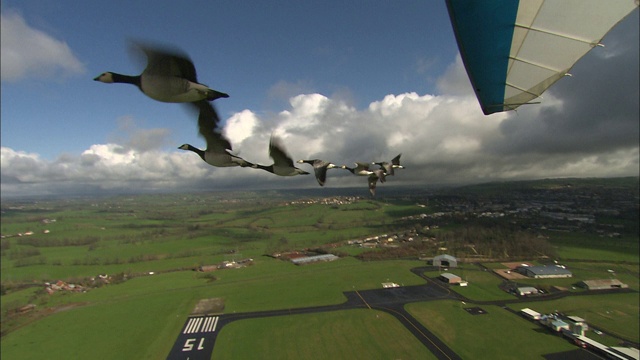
510, 293, 640, 344
212, 309, 438, 359
406, 301, 576, 360
1, 184, 638, 359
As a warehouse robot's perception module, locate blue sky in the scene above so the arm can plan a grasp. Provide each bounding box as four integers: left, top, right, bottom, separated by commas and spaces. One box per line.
1, 2, 638, 197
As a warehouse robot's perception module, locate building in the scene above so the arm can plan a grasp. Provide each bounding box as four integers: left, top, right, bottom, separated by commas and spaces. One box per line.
198, 265, 217, 272
540, 314, 570, 332
565, 316, 589, 336
290, 254, 339, 265
520, 308, 541, 320
577, 279, 628, 290
515, 265, 572, 278
432, 254, 457, 268
516, 286, 539, 296
382, 282, 400, 288
439, 272, 462, 284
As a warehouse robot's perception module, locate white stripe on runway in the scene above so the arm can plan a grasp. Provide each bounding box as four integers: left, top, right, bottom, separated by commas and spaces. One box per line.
183, 316, 220, 334
192, 317, 203, 333
183, 318, 196, 334
202, 316, 211, 332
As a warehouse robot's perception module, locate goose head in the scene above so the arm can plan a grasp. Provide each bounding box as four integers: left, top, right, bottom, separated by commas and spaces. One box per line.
93, 72, 115, 83
177, 144, 190, 150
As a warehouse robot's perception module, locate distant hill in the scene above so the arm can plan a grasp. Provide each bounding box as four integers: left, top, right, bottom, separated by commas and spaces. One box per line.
445, 176, 639, 196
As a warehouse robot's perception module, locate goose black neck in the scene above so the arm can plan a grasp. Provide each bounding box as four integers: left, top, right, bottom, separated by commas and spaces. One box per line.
185, 145, 206, 161
255, 164, 274, 173
112, 73, 141, 87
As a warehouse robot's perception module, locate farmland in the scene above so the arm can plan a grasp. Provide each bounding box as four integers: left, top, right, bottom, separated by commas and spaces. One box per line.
1, 178, 638, 359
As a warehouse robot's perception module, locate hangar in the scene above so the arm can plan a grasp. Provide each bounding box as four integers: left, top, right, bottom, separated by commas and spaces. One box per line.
439, 273, 462, 284
515, 265, 572, 279
432, 254, 458, 268
578, 279, 628, 290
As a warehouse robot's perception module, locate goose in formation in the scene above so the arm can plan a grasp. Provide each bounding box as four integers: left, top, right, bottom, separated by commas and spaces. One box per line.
340, 162, 373, 176
341, 162, 387, 196
178, 101, 254, 168
373, 153, 404, 176
367, 169, 387, 196
254, 136, 310, 176
94, 42, 228, 103
297, 159, 338, 186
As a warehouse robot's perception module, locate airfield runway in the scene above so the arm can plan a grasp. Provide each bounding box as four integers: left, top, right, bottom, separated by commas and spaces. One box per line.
166, 279, 462, 360
166, 266, 635, 359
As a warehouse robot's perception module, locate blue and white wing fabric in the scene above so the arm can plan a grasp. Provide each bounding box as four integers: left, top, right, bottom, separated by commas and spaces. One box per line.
446, 0, 639, 115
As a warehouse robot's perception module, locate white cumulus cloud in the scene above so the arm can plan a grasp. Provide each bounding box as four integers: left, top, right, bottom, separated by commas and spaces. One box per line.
1, 33, 638, 198
1, 10, 86, 82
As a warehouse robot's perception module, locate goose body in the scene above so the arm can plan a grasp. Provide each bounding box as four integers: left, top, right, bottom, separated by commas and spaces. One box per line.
297, 159, 338, 186
178, 144, 253, 167
342, 162, 386, 196
94, 42, 228, 103
341, 162, 373, 176
367, 169, 387, 196
178, 100, 253, 168
255, 136, 309, 176
373, 153, 404, 176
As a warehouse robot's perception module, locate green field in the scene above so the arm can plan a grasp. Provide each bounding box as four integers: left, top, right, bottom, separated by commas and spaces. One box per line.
511, 293, 640, 344
1, 183, 638, 359
406, 302, 576, 360
212, 309, 438, 359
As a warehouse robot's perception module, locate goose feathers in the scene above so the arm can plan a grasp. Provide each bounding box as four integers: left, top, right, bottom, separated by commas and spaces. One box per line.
374, 153, 404, 176
297, 159, 337, 186
94, 42, 228, 103
178, 100, 253, 168
255, 136, 309, 176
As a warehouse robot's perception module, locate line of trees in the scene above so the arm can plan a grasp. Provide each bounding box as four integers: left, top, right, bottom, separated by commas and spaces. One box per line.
357, 225, 555, 261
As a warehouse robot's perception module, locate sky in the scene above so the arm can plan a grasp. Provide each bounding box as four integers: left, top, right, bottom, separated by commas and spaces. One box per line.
1, 1, 638, 198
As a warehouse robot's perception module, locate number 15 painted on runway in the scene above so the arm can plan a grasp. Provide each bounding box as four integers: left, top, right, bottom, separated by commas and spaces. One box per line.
182, 338, 205, 351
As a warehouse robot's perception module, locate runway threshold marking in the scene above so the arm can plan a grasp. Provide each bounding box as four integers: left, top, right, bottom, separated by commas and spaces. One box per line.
182, 316, 219, 334
167, 316, 220, 359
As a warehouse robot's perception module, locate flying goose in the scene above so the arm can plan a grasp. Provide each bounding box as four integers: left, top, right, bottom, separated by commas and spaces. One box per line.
178, 101, 254, 168
254, 136, 310, 176
94, 42, 228, 103
367, 169, 387, 196
297, 159, 338, 186
340, 162, 374, 176
341, 162, 386, 196
373, 153, 404, 176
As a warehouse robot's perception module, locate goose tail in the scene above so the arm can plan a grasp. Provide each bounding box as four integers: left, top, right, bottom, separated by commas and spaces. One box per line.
205, 89, 229, 101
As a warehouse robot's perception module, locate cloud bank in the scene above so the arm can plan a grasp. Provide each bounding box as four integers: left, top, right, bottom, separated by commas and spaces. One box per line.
2, 16, 638, 198
1, 10, 86, 82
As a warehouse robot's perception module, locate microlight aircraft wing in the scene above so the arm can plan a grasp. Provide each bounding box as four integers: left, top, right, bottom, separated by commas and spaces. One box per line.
446, 0, 639, 115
